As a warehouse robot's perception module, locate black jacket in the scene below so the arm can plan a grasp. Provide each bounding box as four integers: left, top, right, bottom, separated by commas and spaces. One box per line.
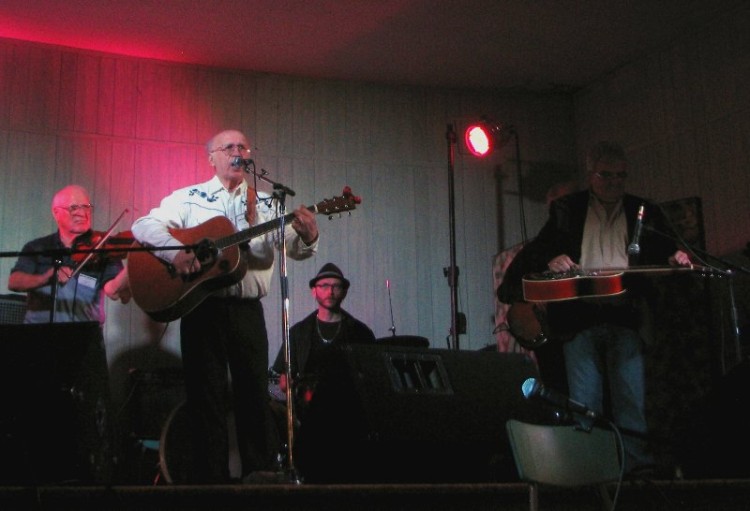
271, 309, 376, 377
498, 190, 680, 336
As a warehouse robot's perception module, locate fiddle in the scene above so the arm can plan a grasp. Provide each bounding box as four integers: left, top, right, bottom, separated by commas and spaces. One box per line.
68, 208, 132, 278
70, 230, 135, 264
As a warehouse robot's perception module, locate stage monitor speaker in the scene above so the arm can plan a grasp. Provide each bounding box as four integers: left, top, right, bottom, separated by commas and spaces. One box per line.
0, 322, 113, 485
295, 345, 545, 483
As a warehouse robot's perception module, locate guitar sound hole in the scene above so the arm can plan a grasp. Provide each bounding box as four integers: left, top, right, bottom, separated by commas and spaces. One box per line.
194, 239, 218, 265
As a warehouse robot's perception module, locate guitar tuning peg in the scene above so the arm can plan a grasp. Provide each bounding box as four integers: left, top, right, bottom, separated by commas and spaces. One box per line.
328, 213, 343, 220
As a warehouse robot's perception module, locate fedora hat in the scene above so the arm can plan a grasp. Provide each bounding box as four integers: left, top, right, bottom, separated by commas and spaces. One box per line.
309, 262, 350, 289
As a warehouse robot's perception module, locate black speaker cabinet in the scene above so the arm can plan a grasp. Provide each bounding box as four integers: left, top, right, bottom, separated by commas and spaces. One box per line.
295, 345, 545, 483
0, 322, 113, 485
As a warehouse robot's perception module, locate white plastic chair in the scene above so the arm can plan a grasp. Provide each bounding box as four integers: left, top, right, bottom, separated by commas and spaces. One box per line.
506, 419, 624, 511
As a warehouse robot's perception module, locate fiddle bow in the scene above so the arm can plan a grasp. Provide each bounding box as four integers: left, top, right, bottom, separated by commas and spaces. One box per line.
67, 208, 129, 282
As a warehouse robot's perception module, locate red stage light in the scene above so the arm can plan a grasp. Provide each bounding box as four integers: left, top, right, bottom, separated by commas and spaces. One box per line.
464, 124, 492, 157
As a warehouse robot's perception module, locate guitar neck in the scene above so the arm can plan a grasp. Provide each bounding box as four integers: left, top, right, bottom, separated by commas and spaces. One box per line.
215, 205, 315, 251
581, 264, 710, 276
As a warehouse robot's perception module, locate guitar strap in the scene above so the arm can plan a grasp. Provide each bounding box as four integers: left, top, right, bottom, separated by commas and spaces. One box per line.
245, 185, 257, 225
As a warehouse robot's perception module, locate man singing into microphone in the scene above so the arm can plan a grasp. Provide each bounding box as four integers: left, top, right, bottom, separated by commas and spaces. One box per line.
500, 141, 690, 477
131, 129, 319, 484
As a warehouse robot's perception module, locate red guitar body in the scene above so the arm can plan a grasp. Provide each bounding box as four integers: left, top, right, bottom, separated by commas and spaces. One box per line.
522, 271, 626, 302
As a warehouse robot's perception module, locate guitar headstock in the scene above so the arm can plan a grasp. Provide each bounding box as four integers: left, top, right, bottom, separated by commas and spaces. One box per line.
315, 186, 361, 217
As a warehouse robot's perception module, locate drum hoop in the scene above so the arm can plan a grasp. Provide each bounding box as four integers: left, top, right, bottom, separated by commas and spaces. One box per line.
158, 399, 186, 484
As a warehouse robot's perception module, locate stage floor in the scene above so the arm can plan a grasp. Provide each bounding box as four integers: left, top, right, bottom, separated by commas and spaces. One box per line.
1, 478, 750, 511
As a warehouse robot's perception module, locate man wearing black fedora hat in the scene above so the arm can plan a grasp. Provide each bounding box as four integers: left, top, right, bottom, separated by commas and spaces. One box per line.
271, 262, 375, 402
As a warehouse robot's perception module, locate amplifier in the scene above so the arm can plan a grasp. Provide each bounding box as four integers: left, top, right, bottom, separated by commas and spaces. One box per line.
0, 293, 26, 324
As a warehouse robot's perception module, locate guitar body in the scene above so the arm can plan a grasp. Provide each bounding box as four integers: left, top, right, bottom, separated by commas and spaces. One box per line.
128, 216, 246, 322
506, 301, 549, 350
513, 271, 625, 348
522, 271, 625, 302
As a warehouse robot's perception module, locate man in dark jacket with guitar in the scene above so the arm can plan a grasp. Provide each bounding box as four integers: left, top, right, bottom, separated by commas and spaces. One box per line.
131, 129, 320, 484
499, 141, 691, 476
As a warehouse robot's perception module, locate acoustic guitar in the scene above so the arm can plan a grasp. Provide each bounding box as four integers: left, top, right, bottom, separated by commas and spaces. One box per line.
510, 264, 713, 349
128, 187, 360, 322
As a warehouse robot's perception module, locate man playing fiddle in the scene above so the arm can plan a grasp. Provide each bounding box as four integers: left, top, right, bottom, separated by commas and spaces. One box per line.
8, 184, 130, 323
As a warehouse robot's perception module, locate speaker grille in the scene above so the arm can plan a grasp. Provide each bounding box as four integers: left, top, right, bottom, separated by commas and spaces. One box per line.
0, 294, 26, 324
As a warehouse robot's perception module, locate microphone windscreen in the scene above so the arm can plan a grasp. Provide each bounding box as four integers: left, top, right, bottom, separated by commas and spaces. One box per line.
521, 377, 539, 399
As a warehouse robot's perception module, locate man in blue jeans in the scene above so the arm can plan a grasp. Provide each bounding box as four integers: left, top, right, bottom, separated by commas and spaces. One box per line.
500, 141, 691, 475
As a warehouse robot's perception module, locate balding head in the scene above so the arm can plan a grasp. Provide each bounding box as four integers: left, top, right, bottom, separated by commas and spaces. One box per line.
51, 185, 93, 244
51, 185, 90, 211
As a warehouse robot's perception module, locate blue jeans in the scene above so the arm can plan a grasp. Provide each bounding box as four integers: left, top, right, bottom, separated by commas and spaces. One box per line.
563, 324, 654, 472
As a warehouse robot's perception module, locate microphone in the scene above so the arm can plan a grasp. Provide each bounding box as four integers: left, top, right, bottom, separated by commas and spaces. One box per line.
230, 156, 254, 169
521, 377, 600, 421
627, 203, 645, 257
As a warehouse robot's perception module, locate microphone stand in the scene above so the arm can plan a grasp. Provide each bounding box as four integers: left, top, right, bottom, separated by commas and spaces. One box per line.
242, 161, 302, 484
49, 256, 64, 323
246, 164, 297, 198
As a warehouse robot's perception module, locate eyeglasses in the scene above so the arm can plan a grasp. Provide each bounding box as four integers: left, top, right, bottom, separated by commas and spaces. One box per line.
55, 204, 93, 214
210, 143, 251, 156
594, 171, 628, 180
315, 283, 344, 292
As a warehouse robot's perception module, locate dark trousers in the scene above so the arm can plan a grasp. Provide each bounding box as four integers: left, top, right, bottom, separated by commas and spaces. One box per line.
180, 297, 273, 483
